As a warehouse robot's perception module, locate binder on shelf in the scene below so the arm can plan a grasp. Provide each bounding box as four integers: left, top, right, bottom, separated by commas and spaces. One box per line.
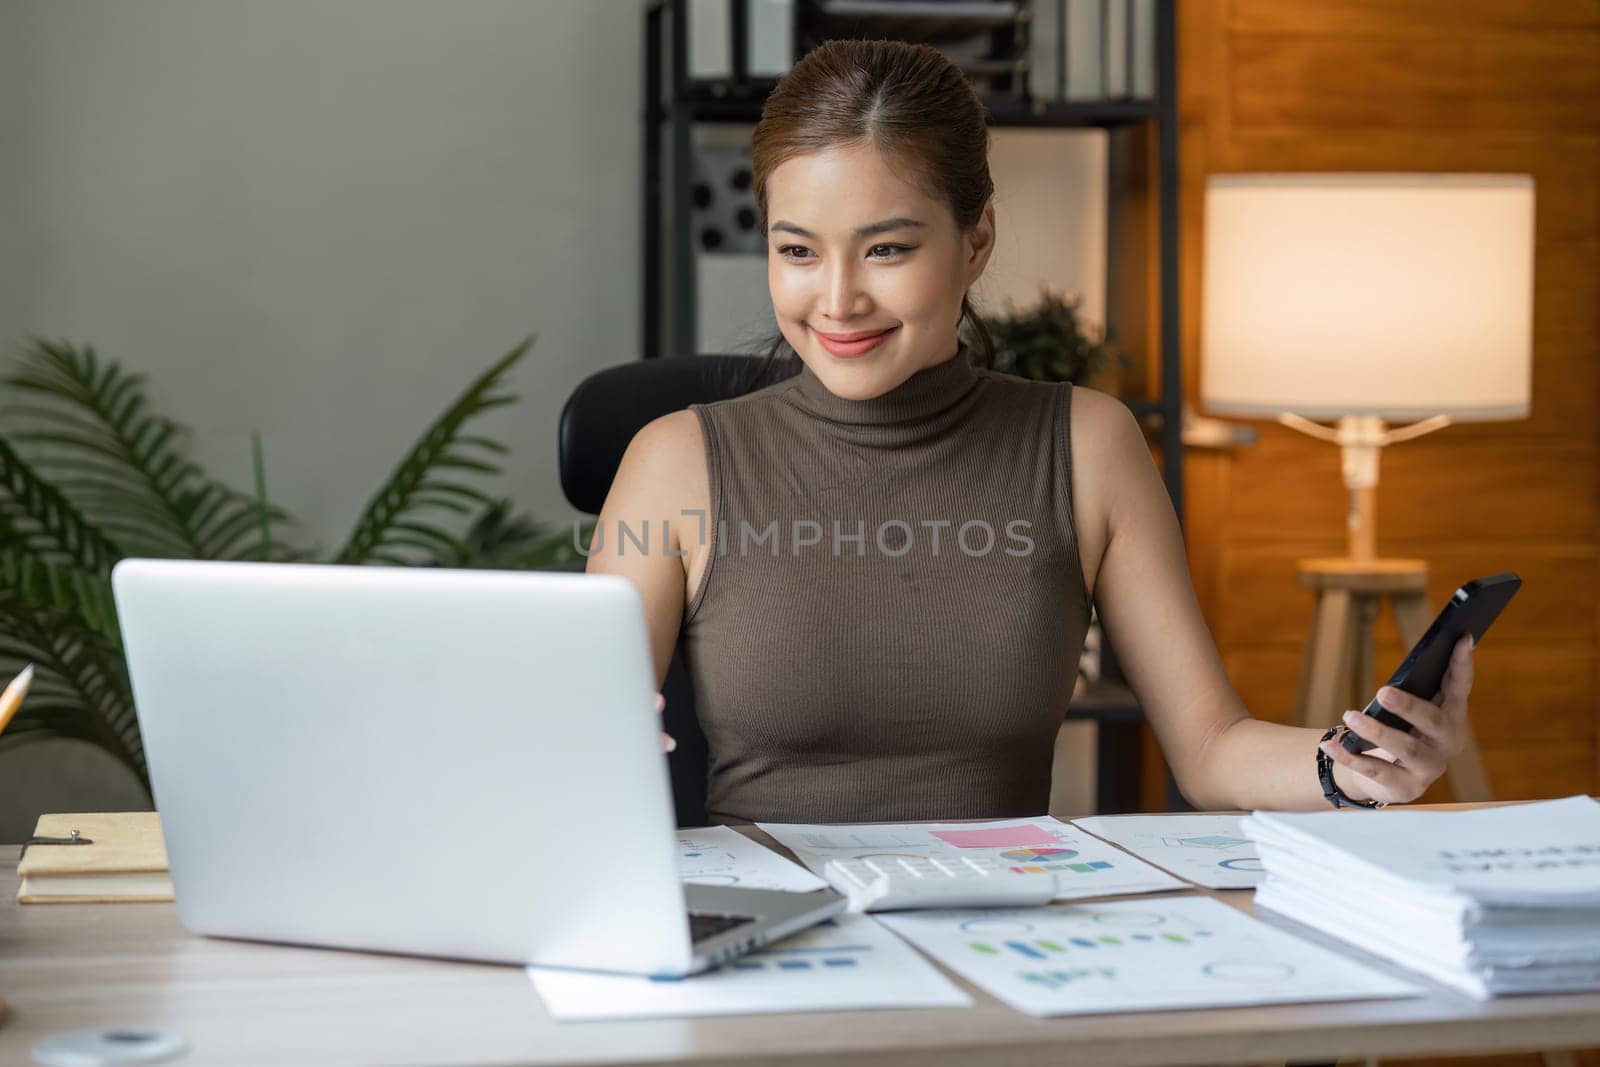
684, 0, 795, 87
1103, 0, 1129, 99
1131, 0, 1156, 99
1063, 0, 1154, 102
749, 0, 795, 77
689, 0, 732, 82
1063, 0, 1103, 101
1028, 0, 1064, 104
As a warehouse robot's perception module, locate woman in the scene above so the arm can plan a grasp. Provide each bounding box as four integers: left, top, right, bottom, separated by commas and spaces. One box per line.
589, 39, 1474, 824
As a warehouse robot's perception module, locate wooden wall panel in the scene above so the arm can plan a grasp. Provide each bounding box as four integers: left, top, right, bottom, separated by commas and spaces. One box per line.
1229, 31, 1600, 132
1177, 0, 1600, 829
1216, 545, 1600, 649
1225, 0, 1600, 34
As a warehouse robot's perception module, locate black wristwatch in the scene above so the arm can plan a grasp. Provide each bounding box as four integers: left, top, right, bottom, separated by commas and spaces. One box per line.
1317, 726, 1386, 809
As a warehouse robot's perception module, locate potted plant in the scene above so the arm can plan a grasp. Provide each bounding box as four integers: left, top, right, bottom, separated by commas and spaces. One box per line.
975, 284, 1126, 391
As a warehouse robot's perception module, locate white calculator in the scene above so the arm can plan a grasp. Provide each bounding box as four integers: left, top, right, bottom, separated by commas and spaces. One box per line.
821, 855, 1059, 911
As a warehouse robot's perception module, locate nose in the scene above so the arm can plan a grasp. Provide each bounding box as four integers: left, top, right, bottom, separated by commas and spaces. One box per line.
821, 258, 871, 323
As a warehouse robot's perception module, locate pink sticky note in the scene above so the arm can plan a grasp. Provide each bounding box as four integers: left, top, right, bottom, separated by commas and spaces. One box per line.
930, 824, 1061, 849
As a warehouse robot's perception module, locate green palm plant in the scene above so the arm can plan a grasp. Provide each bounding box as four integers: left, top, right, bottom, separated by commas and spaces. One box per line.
0, 335, 589, 793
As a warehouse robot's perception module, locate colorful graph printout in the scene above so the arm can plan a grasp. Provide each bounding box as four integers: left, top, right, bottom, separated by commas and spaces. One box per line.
1000, 848, 1078, 861
526, 913, 969, 1020
932, 825, 1061, 849
758, 817, 1185, 901
1072, 814, 1265, 889
875, 895, 1420, 1017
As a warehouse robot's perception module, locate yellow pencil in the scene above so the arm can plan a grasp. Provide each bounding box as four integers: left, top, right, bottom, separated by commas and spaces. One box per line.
0, 664, 34, 736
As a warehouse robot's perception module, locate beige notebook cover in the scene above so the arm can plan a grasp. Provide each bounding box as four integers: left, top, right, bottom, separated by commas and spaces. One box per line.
18, 811, 174, 904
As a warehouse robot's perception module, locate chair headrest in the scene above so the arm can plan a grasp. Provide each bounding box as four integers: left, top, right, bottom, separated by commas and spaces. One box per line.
558, 354, 799, 515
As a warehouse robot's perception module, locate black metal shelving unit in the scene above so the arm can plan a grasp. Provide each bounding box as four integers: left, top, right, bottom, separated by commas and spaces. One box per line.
642, 0, 1184, 811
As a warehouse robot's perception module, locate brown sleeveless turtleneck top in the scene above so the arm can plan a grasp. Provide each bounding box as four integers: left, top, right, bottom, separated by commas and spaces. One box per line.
682, 341, 1092, 825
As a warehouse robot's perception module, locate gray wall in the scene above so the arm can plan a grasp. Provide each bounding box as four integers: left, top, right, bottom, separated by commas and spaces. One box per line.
2, 0, 639, 550
0, 0, 1105, 839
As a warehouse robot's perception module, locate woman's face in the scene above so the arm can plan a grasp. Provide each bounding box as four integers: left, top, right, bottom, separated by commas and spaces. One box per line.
765, 142, 995, 400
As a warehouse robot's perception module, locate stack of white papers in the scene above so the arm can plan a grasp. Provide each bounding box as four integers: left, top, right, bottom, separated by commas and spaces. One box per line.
1241, 795, 1600, 999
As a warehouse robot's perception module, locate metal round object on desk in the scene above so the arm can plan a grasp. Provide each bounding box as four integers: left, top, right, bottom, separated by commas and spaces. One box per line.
32, 1027, 188, 1066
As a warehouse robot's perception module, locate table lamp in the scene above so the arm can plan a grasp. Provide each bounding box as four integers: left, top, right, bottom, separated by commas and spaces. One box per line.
1198, 173, 1534, 797
1200, 172, 1534, 561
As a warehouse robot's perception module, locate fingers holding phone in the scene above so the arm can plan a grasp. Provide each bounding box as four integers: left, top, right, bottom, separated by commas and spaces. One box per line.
1437, 632, 1476, 734
1323, 633, 1477, 804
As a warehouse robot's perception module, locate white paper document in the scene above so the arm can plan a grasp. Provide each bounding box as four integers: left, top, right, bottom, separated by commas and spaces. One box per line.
527, 912, 971, 1020
1073, 814, 1263, 889
757, 817, 1186, 901
1241, 795, 1600, 998
1253, 875, 1600, 999
677, 825, 827, 892
1242, 795, 1600, 910
876, 895, 1421, 1017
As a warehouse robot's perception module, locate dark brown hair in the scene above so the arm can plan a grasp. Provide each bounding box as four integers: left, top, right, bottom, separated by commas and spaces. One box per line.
744, 38, 998, 388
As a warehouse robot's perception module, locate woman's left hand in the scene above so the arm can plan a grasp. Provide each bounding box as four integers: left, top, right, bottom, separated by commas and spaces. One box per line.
1318, 634, 1475, 805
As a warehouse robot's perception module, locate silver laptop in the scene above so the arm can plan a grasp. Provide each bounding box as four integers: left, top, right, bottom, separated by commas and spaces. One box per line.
111, 559, 843, 977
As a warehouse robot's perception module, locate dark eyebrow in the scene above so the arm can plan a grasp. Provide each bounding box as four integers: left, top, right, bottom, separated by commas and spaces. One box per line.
769, 217, 926, 240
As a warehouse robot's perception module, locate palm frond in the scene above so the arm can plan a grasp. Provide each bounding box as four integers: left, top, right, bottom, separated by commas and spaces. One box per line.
0, 612, 146, 789
0, 548, 123, 649
432, 498, 591, 570
0, 436, 123, 572
2, 338, 301, 560
335, 337, 531, 565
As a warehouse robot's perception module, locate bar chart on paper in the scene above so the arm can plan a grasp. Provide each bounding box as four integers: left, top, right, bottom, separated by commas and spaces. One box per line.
724, 924, 873, 974
757, 817, 1186, 900
526, 913, 970, 1020
1072, 814, 1266, 888
877, 896, 1420, 1017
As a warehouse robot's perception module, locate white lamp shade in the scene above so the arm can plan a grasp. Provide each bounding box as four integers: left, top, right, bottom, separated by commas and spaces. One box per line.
1200, 174, 1534, 422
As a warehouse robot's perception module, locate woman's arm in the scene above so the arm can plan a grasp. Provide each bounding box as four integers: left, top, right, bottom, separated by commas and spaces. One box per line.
1072, 392, 1473, 811
584, 410, 706, 687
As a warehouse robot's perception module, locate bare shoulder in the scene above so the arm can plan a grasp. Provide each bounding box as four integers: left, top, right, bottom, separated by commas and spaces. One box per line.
614, 409, 707, 507
625, 408, 704, 468
1067, 383, 1143, 451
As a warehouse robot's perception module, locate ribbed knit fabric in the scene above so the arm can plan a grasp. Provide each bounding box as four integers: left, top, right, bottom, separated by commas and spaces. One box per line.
682, 340, 1092, 824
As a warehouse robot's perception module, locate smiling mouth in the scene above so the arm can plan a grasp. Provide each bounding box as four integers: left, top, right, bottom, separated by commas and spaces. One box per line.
813, 327, 897, 342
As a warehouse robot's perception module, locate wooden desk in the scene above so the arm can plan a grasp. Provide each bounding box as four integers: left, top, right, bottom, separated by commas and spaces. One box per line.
2, 825, 1598, 1067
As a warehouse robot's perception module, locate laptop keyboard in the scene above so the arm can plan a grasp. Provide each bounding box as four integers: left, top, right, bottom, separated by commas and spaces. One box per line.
689, 911, 756, 944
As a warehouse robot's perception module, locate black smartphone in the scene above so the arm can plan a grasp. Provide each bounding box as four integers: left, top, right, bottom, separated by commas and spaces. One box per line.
1340, 571, 1522, 756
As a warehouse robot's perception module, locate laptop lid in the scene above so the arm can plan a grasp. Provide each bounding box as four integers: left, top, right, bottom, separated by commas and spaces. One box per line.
112, 559, 696, 975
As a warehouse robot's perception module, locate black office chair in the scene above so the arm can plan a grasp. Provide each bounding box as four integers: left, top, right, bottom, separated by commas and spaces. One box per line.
558, 354, 799, 827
